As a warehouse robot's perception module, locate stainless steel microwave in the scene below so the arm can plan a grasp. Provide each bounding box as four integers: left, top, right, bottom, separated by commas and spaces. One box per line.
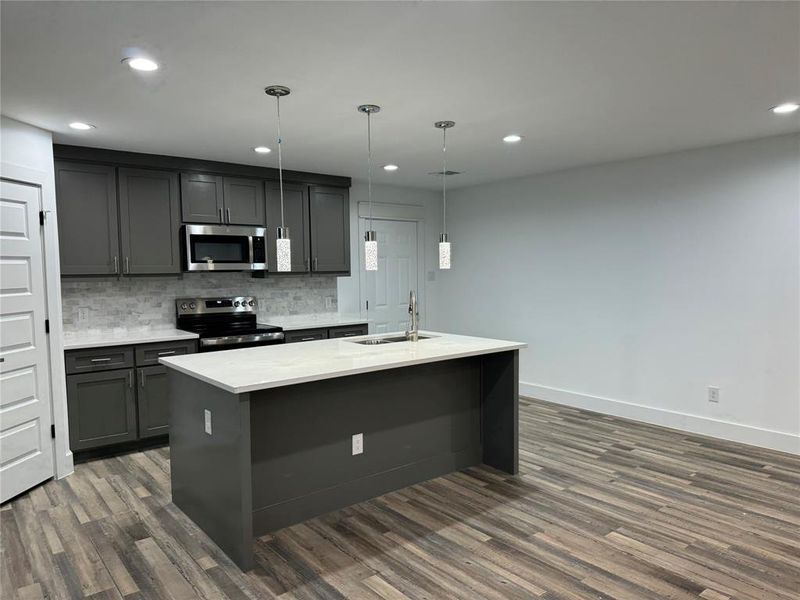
183, 224, 267, 271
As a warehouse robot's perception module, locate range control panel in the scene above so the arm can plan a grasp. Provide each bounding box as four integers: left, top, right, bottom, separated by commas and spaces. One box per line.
176, 296, 257, 315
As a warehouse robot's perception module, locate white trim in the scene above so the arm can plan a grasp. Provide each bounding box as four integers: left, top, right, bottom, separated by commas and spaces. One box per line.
521, 381, 800, 455
357, 201, 425, 221
1, 161, 74, 479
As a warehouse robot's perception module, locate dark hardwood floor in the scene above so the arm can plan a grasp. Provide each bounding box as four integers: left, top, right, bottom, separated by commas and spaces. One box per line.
3, 397, 799, 599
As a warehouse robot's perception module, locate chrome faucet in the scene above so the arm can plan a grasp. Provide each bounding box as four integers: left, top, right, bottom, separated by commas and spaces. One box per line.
406, 290, 419, 341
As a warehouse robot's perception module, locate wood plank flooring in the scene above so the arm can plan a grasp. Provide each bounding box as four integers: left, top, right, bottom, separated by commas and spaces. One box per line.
2, 397, 799, 599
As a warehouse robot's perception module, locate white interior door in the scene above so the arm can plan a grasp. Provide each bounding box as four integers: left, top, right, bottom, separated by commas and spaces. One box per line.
360, 218, 419, 333
0, 178, 54, 503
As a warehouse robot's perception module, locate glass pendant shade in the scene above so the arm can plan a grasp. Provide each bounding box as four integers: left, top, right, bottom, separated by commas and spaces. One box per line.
438, 233, 451, 270
364, 230, 378, 271
276, 227, 291, 272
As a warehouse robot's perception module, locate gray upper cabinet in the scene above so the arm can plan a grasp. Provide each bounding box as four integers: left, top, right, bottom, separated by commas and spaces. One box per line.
181, 173, 265, 226
55, 162, 119, 275
266, 182, 310, 272
181, 173, 224, 223
309, 185, 350, 273
223, 177, 266, 226
119, 168, 181, 274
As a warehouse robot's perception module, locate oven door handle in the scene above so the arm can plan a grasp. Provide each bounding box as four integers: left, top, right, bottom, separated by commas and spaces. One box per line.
200, 332, 284, 348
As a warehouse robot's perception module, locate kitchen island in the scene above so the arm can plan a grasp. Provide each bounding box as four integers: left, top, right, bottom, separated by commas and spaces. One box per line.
160, 331, 525, 569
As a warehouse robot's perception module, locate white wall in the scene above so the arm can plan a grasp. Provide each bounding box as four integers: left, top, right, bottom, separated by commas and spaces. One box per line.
1, 115, 73, 476
338, 181, 443, 328
436, 134, 800, 454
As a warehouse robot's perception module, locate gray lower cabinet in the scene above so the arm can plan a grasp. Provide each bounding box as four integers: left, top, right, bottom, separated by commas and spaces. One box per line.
285, 324, 368, 343
55, 162, 119, 275
137, 365, 170, 438
118, 168, 181, 274
181, 173, 224, 223
284, 328, 328, 343
309, 186, 350, 273
65, 340, 197, 452
329, 325, 369, 338
67, 369, 137, 451
265, 182, 310, 272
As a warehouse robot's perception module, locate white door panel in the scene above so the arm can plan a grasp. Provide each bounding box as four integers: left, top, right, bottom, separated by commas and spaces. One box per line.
0, 179, 54, 502
360, 219, 418, 334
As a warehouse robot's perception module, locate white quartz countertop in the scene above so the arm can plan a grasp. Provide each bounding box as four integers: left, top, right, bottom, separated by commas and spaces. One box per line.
161, 331, 526, 394
261, 313, 368, 331
63, 328, 199, 350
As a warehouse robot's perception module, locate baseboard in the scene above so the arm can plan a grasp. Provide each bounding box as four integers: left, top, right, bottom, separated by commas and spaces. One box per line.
520, 382, 800, 455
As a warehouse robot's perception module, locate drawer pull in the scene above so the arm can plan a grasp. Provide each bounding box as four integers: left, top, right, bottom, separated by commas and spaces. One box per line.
301, 337, 317, 341
91, 357, 113, 363
157, 350, 176, 356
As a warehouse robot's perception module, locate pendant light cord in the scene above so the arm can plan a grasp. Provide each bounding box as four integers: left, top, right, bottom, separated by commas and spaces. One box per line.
276, 94, 285, 228
442, 127, 447, 235
367, 111, 373, 230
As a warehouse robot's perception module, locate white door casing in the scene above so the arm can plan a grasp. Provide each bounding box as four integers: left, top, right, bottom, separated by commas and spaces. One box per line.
360, 218, 419, 334
0, 178, 55, 502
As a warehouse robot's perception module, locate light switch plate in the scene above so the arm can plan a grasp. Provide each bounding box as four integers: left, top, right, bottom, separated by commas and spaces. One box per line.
204, 409, 212, 435
352, 433, 363, 455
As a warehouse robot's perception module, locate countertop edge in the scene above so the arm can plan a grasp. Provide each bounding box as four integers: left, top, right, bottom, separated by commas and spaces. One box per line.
161, 341, 526, 394
63, 330, 200, 350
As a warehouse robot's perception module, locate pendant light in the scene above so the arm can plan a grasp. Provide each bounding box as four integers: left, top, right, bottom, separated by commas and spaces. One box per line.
358, 104, 381, 271
435, 120, 455, 269
265, 85, 292, 272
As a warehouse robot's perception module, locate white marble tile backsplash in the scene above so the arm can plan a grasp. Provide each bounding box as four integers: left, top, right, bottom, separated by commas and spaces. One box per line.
61, 272, 338, 332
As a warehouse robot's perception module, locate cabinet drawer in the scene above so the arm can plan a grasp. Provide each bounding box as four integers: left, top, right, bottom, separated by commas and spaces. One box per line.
135, 340, 197, 366
329, 325, 368, 339
284, 328, 328, 343
65, 346, 134, 375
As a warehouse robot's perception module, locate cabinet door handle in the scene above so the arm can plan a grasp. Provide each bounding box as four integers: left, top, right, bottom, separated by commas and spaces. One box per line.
226, 207, 231, 224
313, 257, 318, 271
128, 371, 133, 389
124, 257, 130, 273
139, 369, 145, 388
157, 350, 176, 356
218, 207, 223, 223
304, 258, 309, 271
91, 357, 112, 363
113, 256, 119, 274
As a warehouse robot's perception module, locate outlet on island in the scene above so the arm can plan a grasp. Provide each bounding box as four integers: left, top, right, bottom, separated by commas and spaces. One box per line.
352, 433, 363, 455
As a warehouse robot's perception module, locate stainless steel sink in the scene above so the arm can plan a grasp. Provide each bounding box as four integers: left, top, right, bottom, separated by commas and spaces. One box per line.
351, 334, 435, 345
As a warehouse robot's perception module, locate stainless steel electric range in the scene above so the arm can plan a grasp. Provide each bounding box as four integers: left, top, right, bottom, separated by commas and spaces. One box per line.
175, 296, 284, 352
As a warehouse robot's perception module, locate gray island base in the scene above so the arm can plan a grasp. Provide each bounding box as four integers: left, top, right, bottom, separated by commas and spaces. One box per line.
163, 333, 523, 570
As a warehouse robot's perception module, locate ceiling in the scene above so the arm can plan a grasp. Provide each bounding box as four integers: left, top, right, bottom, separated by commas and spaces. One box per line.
2, 1, 799, 190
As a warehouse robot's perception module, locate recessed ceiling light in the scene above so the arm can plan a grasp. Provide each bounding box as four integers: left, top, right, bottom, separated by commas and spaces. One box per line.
123, 57, 159, 72
383, 164, 399, 171
503, 134, 522, 143
771, 102, 799, 114
69, 122, 95, 131
253, 146, 272, 154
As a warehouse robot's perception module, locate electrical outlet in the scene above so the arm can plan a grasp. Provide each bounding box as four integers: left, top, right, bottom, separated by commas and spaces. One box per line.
352, 433, 363, 455
325, 296, 335, 309
708, 386, 720, 403
77, 307, 90, 323
204, 409, 212, 435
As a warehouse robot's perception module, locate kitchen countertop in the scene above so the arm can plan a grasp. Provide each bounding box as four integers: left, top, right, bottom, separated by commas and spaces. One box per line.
261, 313, 368, 331
63, 328, 199, 350
161, 331, 526, 394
